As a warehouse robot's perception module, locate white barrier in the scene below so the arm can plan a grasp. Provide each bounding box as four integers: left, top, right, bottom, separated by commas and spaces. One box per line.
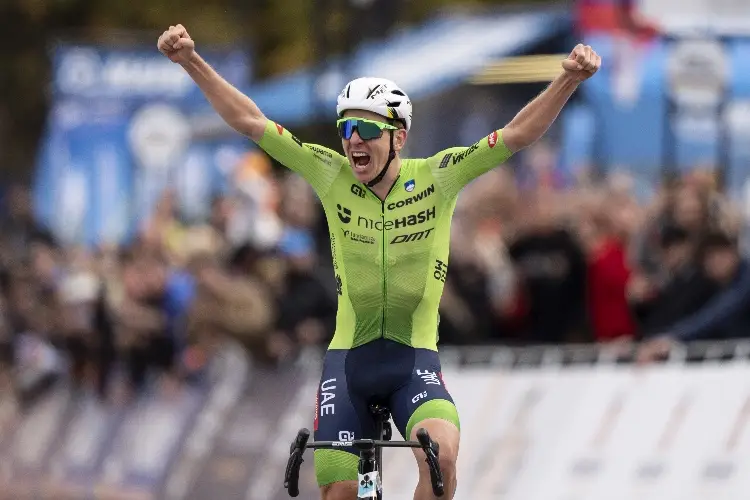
381, 360, 750, 500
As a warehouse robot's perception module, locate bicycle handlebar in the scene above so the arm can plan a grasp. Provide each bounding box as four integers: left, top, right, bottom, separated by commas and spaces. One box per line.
284, 427, 444, 497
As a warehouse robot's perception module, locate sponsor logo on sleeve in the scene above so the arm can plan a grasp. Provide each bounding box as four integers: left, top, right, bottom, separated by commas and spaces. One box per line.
488, 131, 499, 148
451, 141, 480, 165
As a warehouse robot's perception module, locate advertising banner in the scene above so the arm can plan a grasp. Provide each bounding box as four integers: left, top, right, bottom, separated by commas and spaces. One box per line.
4, 354, 750, 499
33, 45, 254, 247
217, 361, 750, 500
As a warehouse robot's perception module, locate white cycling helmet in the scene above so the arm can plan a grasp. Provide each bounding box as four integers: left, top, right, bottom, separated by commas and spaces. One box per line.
336, 77, 412, 131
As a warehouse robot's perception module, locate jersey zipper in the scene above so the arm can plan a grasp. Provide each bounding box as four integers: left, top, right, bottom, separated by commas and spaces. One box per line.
381, 200, 387, 339
366, 174, 400, 341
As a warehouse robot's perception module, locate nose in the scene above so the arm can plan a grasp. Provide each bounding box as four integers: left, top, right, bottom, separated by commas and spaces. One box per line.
349, 129, 364, 144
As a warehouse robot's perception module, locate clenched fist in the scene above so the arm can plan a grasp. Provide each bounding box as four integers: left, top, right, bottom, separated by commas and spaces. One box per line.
157, 24, 195, 64
561, 44, 601, 82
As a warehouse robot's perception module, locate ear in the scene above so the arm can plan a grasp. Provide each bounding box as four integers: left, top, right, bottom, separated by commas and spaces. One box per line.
393, 129, 408, 152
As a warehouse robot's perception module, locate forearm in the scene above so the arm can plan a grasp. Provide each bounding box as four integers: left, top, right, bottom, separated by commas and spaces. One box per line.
181, 52, 267, 141
502, 73, 580, 152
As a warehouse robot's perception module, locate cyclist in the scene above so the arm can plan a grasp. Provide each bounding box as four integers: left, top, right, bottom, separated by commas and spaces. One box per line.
158, 24, 600, 499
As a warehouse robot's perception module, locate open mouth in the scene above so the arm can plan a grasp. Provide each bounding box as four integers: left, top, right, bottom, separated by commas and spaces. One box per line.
351, 152, 371, 172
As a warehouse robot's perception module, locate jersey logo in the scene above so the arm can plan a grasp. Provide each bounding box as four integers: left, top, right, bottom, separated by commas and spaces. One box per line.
434, 259, 448, 283
351, 184, 366, 198
337, 204, 352, 224
386, 184, 435, 210
404, 179, 415, 192
451, 141, 480, 165
343, 229, 376, 245
390, 228, 434, 244
438, 153, 453, 169
488, 131, 499, 148
276, 122, 302, 146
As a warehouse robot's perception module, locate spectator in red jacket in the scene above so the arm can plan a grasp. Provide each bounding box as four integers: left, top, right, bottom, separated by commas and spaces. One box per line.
579, 207, 637, 342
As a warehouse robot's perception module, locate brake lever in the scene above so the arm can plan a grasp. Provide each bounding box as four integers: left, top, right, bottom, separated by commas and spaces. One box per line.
284, 449, 303, 497
416, 429, 445, 497
284, 429, 311, 497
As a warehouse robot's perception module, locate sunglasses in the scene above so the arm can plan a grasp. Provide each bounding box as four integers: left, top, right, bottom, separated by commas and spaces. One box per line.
337, 117, 398, 141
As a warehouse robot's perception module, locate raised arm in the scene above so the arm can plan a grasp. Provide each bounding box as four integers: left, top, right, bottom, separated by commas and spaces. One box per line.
430, 44, 600, 199
502, 44, 601, 153
157, 24, 267, 142
157, 24, 345, 196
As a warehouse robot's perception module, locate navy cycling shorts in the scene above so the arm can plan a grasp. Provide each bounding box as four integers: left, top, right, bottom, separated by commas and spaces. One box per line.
312, 338, 459, 486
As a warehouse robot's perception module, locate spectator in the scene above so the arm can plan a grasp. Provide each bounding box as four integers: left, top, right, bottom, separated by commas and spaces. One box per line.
56, 247, 101, 390
272, 228, 337, 355
507, 189, 587, 344
630, 225, 717, 337
578, 199, 636, 343
187, 252, 275, 368
637, 231, 750, 363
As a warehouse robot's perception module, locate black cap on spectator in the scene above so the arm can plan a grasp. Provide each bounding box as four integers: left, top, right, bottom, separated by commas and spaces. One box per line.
659, 224, 690, 249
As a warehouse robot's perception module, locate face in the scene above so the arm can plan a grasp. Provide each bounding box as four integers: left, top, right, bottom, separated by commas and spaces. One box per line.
673, 186, 705, 230
341, 110, 407, 184
703, 247, 738, 283
663, 242, 692, 271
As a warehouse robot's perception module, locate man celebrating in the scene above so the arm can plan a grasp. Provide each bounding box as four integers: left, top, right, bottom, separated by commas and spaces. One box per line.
158, 24, 600, 499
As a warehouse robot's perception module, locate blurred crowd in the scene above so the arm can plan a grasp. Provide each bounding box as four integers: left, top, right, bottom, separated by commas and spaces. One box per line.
0, 170, 338, 408
2, 140, 750, 406
442, 142, 748, 351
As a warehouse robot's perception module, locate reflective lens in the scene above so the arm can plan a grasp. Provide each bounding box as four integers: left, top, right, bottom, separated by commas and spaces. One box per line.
337, 118, 396, 140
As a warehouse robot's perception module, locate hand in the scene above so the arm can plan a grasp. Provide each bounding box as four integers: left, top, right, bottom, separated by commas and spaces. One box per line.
561, 44, 601, 82
157, 24, 195, 64
635, 336, 675, 365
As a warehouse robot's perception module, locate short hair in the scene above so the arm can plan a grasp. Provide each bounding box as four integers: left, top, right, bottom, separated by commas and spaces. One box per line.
659, 224, 690, 249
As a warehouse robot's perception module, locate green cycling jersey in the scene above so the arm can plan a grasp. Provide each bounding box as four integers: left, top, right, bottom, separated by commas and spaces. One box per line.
258, 119, 513, 351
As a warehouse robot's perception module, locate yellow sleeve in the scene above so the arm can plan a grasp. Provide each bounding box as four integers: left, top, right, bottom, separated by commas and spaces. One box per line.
257, 119, 345, 197
430, 129, 514, 200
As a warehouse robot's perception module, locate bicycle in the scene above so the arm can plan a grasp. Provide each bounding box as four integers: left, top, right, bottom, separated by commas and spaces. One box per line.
284, 403, 445, 499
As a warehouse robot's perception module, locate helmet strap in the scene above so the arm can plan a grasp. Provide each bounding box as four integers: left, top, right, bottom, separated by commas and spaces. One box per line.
366, 130, 396, 188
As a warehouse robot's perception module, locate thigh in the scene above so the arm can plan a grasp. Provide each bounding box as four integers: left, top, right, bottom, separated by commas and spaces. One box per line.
313, 349, 373, 487
388, 348, 460, 442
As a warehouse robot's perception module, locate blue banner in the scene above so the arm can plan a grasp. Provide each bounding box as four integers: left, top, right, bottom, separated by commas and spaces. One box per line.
34, 45, 254, 247
563, 36, 750, 197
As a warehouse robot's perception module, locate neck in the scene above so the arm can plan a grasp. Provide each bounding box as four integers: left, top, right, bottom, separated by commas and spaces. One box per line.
370, 156, 402, 201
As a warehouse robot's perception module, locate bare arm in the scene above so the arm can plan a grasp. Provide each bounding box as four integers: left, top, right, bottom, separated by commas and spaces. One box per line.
182, 53, 267, 141
502, 44, 601, 153
158, 24, 267, 141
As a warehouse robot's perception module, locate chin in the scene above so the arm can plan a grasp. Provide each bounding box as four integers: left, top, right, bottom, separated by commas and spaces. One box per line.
352, 165, 375, 184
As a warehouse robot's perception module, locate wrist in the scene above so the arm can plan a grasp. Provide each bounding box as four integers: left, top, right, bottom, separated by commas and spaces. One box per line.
557, 71, 582, 88
179, 51, 201, 69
